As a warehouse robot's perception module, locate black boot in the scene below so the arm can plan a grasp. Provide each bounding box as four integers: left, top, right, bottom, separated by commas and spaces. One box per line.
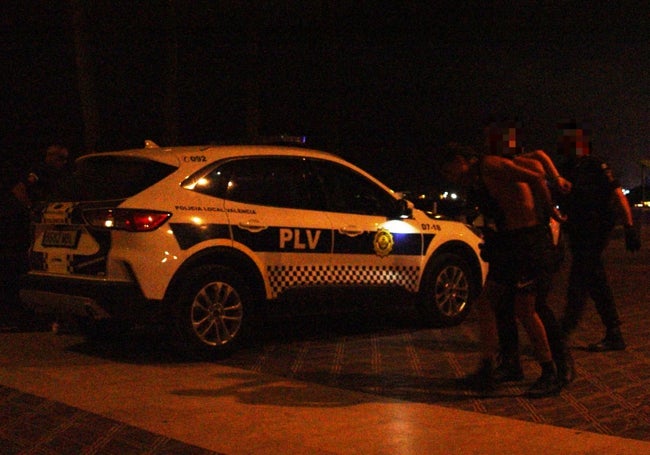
555, 348, 575, 386
460, 358, 496, 392
527, 361, 562, 398
587, 326, 626, 352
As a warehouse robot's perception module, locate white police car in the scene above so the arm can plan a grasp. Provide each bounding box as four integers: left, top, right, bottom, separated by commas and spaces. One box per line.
20, 141, 488, 357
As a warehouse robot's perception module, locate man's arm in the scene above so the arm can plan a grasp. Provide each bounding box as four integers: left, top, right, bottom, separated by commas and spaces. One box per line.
514, 156, 557, 222
613, 187, 641, 251
613, 187, 634, 227
520, 149, 572, 194
485, 155, 566, 222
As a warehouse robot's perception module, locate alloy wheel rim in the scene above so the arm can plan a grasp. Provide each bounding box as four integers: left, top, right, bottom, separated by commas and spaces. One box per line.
435, 265, 469, 317
191, 281, 243, 346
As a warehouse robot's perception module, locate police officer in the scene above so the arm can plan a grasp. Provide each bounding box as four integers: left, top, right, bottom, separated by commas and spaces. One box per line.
557, 121, 640, 351
0, 161, 32, 331
26, 144, 70, 204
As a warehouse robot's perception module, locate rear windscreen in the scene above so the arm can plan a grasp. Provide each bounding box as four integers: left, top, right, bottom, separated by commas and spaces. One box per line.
59, 156, 178, 201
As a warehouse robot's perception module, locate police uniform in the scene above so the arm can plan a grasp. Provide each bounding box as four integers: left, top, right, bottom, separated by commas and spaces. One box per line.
561, 155, 623, 342
0, 163, 32, 330
27, 161, 69, 204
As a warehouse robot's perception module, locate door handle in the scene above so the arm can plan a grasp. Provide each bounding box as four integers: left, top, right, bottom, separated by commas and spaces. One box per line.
338, 226, 364, 237
238, 220, 267, 233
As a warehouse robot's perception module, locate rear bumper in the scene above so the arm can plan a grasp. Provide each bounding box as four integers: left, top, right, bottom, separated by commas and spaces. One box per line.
19, 273, 165, 322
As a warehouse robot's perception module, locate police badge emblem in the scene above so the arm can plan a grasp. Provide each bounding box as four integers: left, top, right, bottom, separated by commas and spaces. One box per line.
373, 227, 394, 257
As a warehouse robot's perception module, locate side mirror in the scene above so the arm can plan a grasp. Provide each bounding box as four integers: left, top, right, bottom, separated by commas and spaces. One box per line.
390, 198, 413, 219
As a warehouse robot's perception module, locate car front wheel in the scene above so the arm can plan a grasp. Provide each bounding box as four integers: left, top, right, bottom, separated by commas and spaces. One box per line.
173, 265, 250, 358
418, 253, 474, 327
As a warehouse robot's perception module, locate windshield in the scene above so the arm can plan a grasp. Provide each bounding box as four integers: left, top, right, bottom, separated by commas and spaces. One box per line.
58, 156, 177, 201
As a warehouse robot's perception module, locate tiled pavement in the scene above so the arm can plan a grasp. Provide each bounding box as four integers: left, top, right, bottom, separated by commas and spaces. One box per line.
220, 292, 650, 441
1, 223, 649, 452
220, 224, 650, 441
0, 386, 221, 454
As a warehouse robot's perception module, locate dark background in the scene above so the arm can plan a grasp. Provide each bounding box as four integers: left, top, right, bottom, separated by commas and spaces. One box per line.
2, 1, 650, 190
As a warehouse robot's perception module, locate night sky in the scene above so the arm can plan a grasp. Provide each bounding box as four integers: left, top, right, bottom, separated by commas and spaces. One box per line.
3, 1, 650, 189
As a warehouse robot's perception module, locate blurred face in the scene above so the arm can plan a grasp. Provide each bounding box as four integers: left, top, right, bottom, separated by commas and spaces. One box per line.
502, 127, 516, 147
486, 125, 518, 156
559, 128, 590, 157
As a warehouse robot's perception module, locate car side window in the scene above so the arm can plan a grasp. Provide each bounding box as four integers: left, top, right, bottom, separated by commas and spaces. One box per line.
189, 157, 324, 210
310, 160, 396, 215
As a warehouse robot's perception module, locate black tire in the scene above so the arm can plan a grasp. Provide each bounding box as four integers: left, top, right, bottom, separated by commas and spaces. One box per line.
172, 265, 251, 358
418, 253, 474, 327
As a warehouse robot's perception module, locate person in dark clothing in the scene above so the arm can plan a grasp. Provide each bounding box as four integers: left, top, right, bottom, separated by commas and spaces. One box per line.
26, 144, 70, 203
22, 144, 74, 333
0, 161, 33, 331
556, 122, 640, 351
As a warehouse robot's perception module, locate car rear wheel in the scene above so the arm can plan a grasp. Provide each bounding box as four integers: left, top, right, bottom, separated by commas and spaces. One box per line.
173, 265, 250, 358
418, 253, 473, 326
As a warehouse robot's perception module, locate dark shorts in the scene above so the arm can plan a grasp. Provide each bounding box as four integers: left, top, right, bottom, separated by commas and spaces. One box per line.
486, 224, 554, 292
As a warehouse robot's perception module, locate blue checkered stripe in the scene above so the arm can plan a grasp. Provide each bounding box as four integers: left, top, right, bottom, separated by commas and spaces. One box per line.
266, 264, 421, 297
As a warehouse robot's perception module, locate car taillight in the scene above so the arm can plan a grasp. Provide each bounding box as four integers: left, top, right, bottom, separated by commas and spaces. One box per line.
82, 209, 171, 232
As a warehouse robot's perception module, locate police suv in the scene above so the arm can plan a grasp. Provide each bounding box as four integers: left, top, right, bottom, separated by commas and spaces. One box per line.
20, 142, 488, 357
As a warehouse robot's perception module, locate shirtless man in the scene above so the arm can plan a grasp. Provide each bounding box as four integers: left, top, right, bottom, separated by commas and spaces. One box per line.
497, 149, 574, 386
481, 127, 574, 388
440, 141, 566, 397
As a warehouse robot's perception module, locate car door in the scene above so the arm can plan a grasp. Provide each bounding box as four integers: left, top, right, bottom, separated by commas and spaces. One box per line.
309, 159, 425, 293
217, 156, 333, 298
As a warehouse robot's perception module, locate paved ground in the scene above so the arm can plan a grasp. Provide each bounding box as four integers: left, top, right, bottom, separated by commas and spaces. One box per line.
0, 385, 219, 454
221, 226, 650, 440
1, 217, 649, 453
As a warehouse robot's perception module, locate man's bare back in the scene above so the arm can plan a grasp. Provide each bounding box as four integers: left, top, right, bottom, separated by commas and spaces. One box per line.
479, 154, 562, 230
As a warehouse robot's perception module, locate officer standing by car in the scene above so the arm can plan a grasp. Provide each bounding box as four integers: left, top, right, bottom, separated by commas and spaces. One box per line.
25, 144, 71, 204
556, 121, 641, 351
17, 144, 73, 333
0, 161, 32, 331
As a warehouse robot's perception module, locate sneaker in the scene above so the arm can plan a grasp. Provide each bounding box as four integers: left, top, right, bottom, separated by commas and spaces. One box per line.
587, 337, 626, 352
527, 373, 562, 398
